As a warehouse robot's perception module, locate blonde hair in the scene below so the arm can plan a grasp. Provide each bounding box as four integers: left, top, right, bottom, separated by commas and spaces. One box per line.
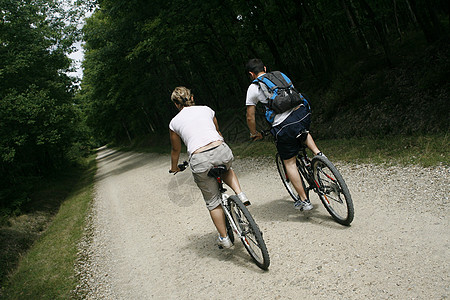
171, 86, 195, 107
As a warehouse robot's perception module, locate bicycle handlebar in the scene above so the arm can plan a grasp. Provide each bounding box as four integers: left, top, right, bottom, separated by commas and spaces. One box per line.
178, 161, 188, 171
169, 161, 188, 175
253, 129, 271, 141
260, 130, 271, 137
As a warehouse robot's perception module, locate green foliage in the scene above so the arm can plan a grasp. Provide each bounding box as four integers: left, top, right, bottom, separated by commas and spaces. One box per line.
0, 0, 93, 217
311, 34, 449, 138
80, 0, 449, 146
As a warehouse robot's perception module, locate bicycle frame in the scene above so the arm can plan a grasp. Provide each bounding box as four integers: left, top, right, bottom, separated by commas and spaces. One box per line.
295, 146, 354, 225
215, 177, 248, 242
173, 160, 270, 268
296, 148, 315, 188
220, 195, 241, 237
296, 149, 328, 199
273, 134, 338, 204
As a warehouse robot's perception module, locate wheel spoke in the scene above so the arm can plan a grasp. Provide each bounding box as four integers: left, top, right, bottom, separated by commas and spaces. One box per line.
312, 156, 354, 226
276, 153, 308, 201
229, 196, 270, 269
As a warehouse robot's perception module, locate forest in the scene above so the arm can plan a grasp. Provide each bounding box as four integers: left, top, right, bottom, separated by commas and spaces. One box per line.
1, 0, 449, 215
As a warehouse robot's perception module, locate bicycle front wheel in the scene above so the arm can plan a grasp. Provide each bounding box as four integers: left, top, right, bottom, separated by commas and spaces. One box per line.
276, 153, 308, 201
225, 216, 235, 244
311, 155, 354, 225
228, 195, 270, 270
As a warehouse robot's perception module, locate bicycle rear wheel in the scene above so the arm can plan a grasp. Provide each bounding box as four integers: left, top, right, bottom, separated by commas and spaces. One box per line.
276, 153, 308, 201
311, 155, 354, 225
228, 195, 270, 270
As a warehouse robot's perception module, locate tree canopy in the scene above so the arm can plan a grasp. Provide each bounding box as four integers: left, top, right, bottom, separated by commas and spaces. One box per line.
80, 0, 449, 144
1, 0, 448, 214
0, 0, 90, 211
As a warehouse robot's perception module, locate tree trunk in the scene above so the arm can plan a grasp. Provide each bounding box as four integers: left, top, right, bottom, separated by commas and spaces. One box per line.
341, 0, 361, 46
358, 0, 392, 65
348, 0, 372, 49
425, 1, 443, 37
393, 0, 403, 40
405, 0, 419, 27
122, 120, 132, 144
141, 106, 155, 134
407, 0, 438, 42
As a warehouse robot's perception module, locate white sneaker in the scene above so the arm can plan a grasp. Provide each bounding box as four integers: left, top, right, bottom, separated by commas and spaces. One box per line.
217, 235, 233, 249
294, 199, 313, 211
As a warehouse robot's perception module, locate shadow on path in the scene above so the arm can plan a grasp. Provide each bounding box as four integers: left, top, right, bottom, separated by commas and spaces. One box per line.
95, 148, 165, 182
249, 198, 350, 230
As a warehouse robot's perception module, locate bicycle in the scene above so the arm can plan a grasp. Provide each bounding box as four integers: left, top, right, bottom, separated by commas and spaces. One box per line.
262, 130, 354, 226
174, 161, 270, 270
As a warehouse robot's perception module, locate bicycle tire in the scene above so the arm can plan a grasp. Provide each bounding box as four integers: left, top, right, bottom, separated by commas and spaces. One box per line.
275, 153, 308, 201
228, 195, 270, 270
311, 155, 354, 225
225, 214, 235, 244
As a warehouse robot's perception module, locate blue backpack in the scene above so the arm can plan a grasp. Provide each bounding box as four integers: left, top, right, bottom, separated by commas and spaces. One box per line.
253, 71, 309, 123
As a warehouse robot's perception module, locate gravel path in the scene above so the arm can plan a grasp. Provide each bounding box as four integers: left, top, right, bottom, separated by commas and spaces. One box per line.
74, 147, 449, 299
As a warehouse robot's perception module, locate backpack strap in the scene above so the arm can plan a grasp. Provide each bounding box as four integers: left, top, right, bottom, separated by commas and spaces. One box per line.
252, 71, 293, 111
260, 71, 292, 88
252, 77, 274, 110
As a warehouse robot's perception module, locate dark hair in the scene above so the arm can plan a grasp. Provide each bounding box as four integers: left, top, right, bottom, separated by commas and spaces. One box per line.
245, 58, 265, 74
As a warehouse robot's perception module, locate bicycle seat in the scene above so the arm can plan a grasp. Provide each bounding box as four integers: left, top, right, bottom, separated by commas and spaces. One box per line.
296, 129, 309, 143
207, 165, 227, 178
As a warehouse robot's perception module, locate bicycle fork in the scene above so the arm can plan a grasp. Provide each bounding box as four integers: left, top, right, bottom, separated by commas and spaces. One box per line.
215, 175, 252, 247
221, 196, 251, 246
311, 166, 343, 204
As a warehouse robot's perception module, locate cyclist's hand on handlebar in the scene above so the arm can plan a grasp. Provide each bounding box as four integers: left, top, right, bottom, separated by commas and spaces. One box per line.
169, 161, 188, 175
250, 132, 263, 141
169, 167, 180, 174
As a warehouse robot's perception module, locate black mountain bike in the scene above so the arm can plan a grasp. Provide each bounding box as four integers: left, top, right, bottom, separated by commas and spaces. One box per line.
263, 130, 354, 226
175, 161, 270, 270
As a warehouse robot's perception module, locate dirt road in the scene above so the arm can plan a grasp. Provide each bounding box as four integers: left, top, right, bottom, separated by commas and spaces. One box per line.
75, 147, 449, 299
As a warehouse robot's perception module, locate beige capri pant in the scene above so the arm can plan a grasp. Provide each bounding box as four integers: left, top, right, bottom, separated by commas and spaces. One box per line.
190, 143, 234, 210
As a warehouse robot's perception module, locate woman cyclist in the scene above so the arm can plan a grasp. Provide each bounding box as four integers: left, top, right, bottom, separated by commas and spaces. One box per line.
169, 86, 249, 249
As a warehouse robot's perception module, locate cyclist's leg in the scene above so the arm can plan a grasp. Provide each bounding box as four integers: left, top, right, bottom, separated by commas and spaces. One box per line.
283, 156, 308, 201
209, 205, 227, 238
223, 169, 251, 205
192, 170, 228, 239
211, 143, 249, 203
304, 133, 321, 155
222, 169, 242, 194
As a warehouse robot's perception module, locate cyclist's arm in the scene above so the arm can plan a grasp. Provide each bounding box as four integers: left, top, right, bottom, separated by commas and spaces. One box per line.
169, 129, 182, 172
213, 116, 223, 137
246, 105, 262, 140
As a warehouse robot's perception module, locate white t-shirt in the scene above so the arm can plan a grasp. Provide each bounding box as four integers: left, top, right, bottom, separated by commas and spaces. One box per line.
245, 77, 295, 126
169, 106, 223, 156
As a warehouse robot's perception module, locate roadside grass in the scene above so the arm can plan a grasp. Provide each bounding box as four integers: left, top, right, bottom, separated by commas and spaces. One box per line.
113, 132, 449, 168
0, 155, 96, 299
230, 133, 449, 167
317, 134, 449, 166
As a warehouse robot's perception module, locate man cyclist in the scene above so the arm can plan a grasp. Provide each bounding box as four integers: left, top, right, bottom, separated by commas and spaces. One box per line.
245, 58, 324, 211
169, 86, 249, 248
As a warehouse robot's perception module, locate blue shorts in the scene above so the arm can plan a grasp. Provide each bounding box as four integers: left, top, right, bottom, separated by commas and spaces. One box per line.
270, 106, 311, 160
